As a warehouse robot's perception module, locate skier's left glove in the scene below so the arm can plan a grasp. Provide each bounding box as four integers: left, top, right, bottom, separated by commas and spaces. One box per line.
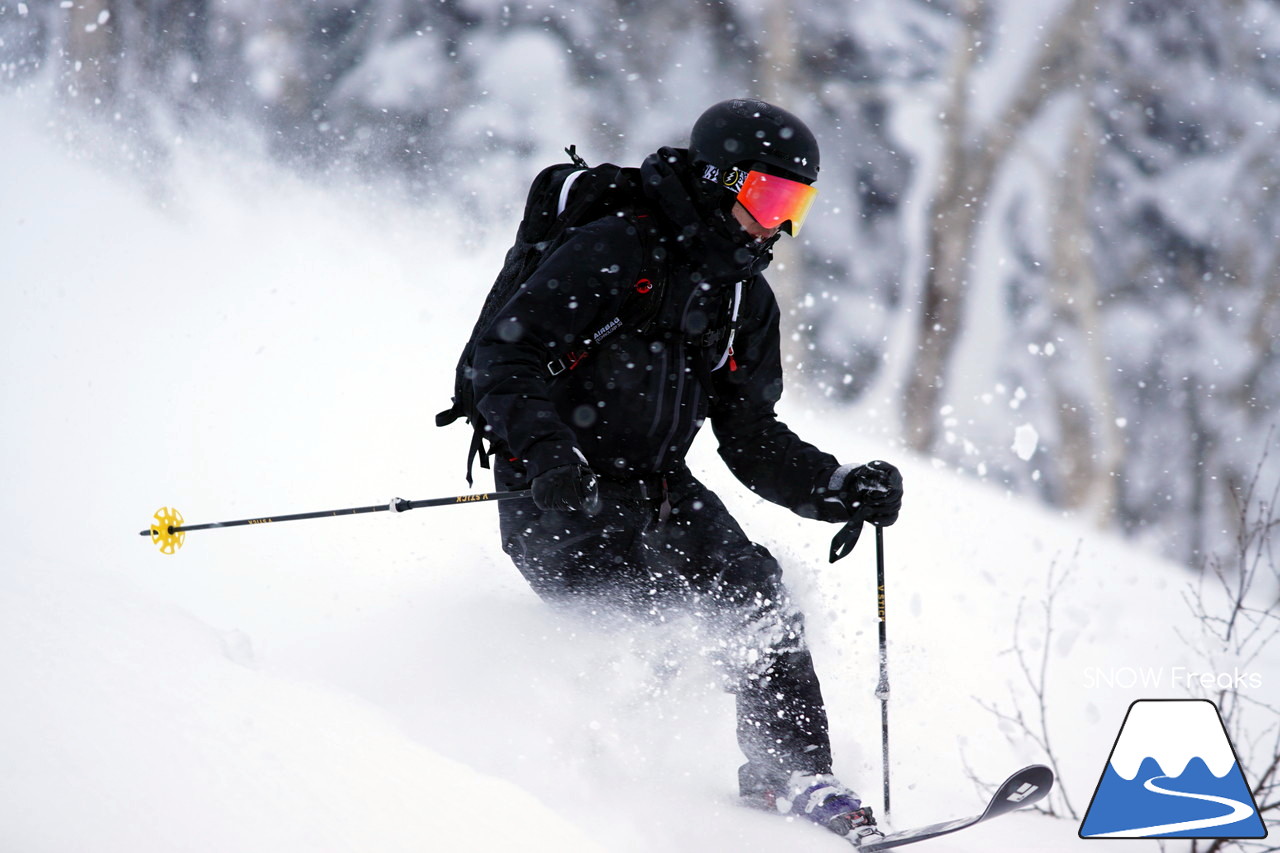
824, 460, 904, 526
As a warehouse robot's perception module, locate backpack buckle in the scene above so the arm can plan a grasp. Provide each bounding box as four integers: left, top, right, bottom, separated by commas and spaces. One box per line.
547, 350, 590, 376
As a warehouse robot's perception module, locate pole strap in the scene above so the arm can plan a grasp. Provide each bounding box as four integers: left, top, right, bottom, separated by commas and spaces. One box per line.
829, 504, 871, 563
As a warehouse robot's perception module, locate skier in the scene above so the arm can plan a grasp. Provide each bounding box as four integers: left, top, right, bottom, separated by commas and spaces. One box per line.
470, 98, 903, 843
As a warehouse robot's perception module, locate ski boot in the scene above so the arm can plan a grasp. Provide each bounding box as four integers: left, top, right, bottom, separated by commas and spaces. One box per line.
745, 770, 884, 846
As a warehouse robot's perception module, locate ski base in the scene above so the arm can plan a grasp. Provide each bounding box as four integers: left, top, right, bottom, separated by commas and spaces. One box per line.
854, 765, 1054, 850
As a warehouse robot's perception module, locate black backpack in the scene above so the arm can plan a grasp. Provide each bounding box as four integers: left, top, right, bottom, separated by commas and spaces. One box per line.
436, 147, 667, 484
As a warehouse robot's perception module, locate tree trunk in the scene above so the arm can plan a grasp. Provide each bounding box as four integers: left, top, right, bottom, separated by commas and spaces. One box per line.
63, 0, 118, 108
1045, 97, 1121, 520
902, 0, 982, 451
760, 2, 805, 371
902, 0, 1096, 453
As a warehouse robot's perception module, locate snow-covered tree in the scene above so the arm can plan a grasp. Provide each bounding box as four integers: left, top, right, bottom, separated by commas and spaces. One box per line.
4, 0, 1276, 569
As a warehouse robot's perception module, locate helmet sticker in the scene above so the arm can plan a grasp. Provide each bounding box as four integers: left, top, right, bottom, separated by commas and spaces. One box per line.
699, 163, 747, 193
721, 167, 747, 192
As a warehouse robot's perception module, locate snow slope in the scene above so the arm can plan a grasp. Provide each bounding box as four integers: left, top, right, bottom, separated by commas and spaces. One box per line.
2, 95, 1273, 852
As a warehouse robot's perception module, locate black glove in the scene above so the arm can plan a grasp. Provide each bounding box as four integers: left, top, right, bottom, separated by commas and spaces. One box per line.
531, 463, 602, 514
832, 460, 903, 526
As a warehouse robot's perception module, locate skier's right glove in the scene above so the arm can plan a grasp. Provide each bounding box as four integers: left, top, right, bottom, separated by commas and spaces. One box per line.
531, 463, 602, 514
829, 460, 904, 526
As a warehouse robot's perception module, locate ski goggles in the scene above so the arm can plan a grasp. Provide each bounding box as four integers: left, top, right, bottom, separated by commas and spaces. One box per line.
733, 169, 818, 236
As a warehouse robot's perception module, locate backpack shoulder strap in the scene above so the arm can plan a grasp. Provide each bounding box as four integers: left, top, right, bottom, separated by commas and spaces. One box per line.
438, 152, 666, 485
621, 207, 667, 333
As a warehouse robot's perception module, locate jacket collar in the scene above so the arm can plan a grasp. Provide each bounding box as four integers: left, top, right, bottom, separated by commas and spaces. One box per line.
639, 146, 775, 283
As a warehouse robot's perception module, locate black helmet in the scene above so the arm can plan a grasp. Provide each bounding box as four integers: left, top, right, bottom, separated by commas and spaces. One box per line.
689, 98, 819, 184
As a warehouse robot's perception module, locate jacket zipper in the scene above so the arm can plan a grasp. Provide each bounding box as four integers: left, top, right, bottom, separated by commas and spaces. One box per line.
652, 337, 687, 472
652, 283, 706, 471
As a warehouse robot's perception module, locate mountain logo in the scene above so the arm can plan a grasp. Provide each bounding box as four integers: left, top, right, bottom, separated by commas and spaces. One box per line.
1079, 699, 1268, 839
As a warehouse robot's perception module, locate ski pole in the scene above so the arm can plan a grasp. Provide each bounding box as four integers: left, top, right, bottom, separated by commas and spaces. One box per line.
875, 523, 891, 819
829, 511, 890, 813
138, 490, 530, 554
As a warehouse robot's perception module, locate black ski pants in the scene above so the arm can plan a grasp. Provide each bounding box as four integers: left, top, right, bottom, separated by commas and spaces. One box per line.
495, 458, 832, 789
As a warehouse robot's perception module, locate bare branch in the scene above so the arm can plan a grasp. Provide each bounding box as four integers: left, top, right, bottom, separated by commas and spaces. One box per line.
968, 547, 1081, 819
1178, 443, 1280, 853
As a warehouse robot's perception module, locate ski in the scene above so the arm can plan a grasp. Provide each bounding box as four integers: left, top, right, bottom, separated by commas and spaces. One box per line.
854, 764, 1054, 850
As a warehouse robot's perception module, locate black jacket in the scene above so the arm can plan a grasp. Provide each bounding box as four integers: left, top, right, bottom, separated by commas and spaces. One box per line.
471, 147, 839, 516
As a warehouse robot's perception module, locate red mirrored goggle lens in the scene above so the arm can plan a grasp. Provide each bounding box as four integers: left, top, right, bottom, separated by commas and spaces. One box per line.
737, 170, 818, 235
